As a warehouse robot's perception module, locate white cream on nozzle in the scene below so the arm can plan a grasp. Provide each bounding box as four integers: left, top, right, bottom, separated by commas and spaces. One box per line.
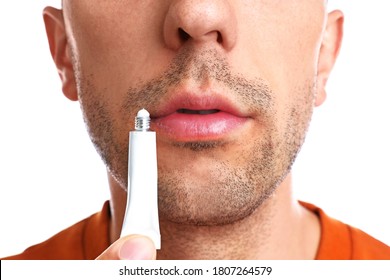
120, 108, 161, 249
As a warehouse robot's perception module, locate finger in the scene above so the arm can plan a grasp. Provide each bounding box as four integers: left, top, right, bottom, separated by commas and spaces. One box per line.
96, 235, 157, 260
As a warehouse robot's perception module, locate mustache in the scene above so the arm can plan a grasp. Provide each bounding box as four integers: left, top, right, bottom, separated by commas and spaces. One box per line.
121, 47, 274, 116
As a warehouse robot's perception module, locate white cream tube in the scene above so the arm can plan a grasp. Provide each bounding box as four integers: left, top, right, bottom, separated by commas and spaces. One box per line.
120, 109, 161, 249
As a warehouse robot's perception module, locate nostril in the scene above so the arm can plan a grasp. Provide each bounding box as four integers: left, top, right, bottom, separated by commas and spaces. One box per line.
178, 28, 223, 45
216, 31, 223, 44
178, 28, 191, 42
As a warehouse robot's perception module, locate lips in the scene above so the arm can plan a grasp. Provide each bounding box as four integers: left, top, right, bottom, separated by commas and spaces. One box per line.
151, 93, 249, 142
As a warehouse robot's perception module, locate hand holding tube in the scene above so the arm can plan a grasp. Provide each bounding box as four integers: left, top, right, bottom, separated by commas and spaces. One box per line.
96, 235, 156, 260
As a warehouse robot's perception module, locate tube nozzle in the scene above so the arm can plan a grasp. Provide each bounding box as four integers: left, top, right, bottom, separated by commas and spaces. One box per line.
135, 108, 151, 131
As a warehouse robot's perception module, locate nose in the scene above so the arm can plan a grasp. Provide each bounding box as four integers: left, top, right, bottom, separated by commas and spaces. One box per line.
163, 0, 237, 51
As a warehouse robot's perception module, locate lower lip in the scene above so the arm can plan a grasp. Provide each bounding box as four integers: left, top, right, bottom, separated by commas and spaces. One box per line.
153, 112, 247, 141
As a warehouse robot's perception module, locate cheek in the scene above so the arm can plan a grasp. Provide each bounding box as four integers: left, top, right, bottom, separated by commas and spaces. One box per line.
231, 2, 324, 102
261, 30, 321, 100
65, 1, 168, 92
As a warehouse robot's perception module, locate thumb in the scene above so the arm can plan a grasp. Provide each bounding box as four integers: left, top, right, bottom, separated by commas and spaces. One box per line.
96, 235, 156, 260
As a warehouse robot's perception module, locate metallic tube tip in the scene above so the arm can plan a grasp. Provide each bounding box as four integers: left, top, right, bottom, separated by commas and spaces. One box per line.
135, 108, 151, 131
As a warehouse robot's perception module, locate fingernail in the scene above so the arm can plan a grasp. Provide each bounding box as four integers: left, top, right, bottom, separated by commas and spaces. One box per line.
119, 236, 156, 260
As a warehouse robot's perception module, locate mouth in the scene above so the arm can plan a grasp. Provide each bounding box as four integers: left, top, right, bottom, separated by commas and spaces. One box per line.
151, 93, 249, 142
176, 109, 220, 115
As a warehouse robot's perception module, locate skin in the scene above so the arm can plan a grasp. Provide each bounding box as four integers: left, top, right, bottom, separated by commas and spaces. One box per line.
43, 0, 343, 259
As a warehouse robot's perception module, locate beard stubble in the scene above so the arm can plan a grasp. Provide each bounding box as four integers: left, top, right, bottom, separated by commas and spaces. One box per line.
74, 47, 315, 226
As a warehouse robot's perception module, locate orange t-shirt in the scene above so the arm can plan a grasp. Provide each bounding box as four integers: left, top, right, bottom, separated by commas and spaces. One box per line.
3, 201, 390, 260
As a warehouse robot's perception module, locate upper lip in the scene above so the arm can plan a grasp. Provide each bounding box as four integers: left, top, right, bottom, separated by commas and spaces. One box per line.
151, 91, 248, 119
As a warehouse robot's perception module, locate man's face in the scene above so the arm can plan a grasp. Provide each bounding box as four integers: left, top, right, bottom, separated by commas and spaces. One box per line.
61, 0, 327, 225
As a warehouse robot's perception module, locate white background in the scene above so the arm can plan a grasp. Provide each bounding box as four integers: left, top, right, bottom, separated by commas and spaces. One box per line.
1, 0, 389, 257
